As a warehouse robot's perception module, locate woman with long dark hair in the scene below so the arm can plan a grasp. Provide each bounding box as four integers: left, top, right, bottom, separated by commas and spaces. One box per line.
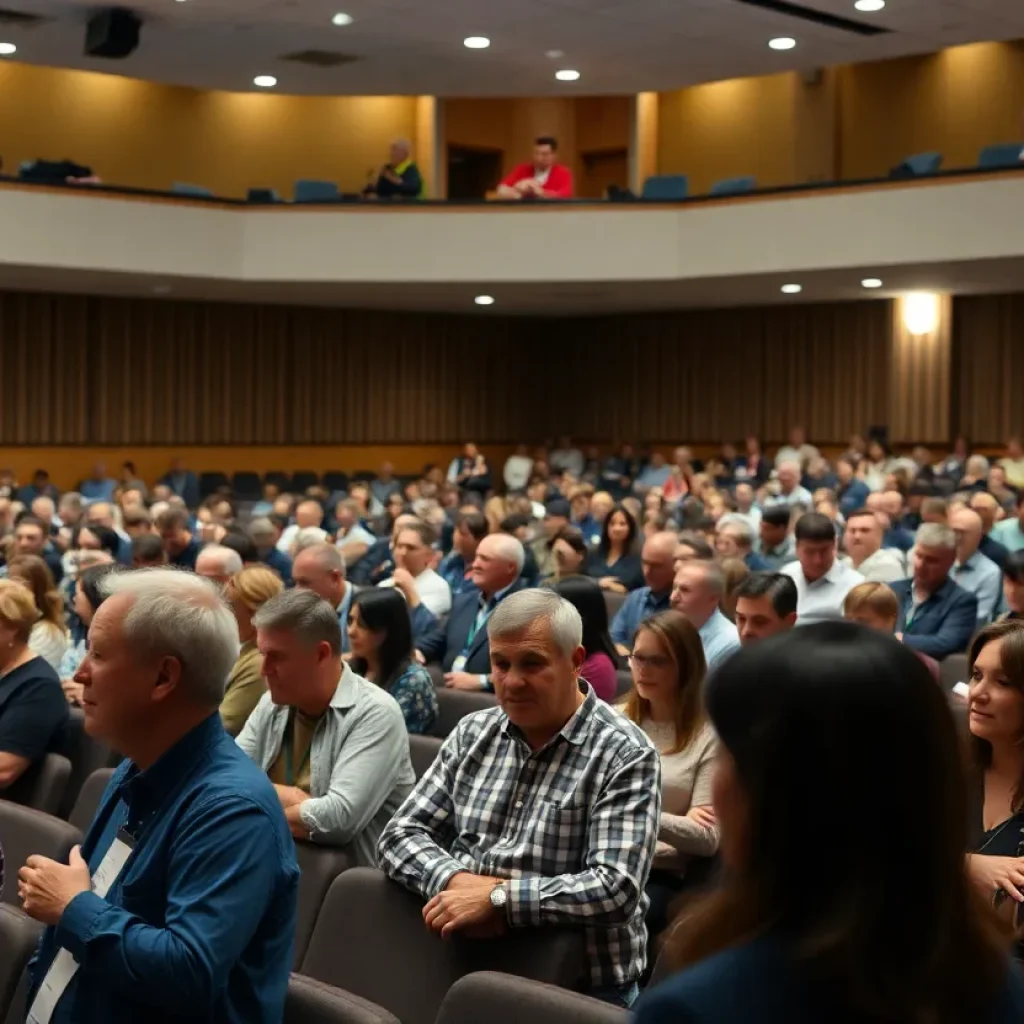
587, 503, 643, 593
636, 622, 1024, 1023
347, 588, 437, 734
553, 576, 619, 702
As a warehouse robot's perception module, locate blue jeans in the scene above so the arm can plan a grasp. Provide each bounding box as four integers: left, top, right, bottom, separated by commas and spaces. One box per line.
590, 981, 639, 1008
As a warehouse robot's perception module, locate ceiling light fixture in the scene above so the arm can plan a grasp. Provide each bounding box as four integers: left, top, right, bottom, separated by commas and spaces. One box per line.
331, 12, 354, 25
861, 277, 883, 289
463, 36, 490, 49
0, 42, 17, 55
555, 69, 580, 81
902, 292, 940, 335
780, 284, 802, 294
253, 75, 277, 88
854, 0, 885, 10
768, 37, 797, 50
474, 295, 495, 306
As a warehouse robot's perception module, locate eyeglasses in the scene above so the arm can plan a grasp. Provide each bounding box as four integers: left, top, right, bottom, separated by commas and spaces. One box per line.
628, 653, 671, 670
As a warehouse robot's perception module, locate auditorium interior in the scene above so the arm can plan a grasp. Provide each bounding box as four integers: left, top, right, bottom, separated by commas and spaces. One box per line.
2, 1, 1024, 1022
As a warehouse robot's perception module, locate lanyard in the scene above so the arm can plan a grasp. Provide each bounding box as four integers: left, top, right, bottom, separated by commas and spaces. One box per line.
283, 709, 312, 787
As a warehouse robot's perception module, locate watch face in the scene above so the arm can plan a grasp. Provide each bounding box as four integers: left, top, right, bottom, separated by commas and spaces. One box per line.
490, 885, 507, 908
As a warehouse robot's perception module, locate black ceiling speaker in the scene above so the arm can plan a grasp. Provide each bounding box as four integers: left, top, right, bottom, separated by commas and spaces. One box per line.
85, 7, 141, 58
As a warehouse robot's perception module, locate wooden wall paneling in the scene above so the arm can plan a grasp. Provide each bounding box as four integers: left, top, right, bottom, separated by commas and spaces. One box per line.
890, 294, 951, 444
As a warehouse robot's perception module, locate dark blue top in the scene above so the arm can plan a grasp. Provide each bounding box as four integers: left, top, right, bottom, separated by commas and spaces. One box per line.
883, 526, 915, 553
587, 551, 644, 591
27, 713, 299, 1024
170, 538, 202, 571
609, 586, 671, 648
837, 478, 870, 517
891, 576, 978, 659
438, 551, 474, 595
981, 533, 1011, 572
260, 547, 293, 586
635, 935, 1024, 1024
744, 550, 771, 572
0, 657, 67, 769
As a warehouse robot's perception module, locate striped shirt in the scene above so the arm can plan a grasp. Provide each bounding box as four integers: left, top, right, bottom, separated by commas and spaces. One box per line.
377, 683, 661, 989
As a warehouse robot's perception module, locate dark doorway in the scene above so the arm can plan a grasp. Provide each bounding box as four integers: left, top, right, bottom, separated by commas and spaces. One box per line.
447, 145, 503, 200
579, 147, 629, 199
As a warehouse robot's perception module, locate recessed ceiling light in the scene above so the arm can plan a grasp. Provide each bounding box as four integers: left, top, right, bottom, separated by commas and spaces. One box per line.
854, 0, 885, 10
861, 278, 883, 289
555, 69, 580, 81
474, 295, 495, 306
463, 36, 490, 49
331, 12, 353, 25
545, 49, 564, 59
253, 75, 277, 88
780, 284, 802, 295
0, 42, 16, 55
768, 37, 796, 50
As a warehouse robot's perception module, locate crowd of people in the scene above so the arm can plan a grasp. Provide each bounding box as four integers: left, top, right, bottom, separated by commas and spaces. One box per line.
2, 427, 1024, 1021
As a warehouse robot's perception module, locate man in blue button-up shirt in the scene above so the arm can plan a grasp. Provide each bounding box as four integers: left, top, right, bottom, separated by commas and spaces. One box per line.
670, 560, 740, 673
610, 532, 677, 655
18, 568, 298, 1024
949, 506, 1004, 625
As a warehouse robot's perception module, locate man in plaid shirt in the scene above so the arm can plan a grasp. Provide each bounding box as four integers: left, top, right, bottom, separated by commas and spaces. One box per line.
378, 589, 661, 1008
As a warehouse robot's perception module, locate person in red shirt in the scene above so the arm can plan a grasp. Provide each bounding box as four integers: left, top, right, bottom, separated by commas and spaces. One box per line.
495, 135, 574, 200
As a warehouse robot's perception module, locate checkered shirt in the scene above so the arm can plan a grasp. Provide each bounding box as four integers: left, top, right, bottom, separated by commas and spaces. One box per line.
377, 684, 661, 988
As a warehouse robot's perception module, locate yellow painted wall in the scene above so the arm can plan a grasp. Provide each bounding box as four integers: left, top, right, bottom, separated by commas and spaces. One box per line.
0, 60, 419, 198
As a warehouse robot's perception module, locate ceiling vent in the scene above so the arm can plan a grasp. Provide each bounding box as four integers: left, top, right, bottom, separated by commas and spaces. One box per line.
281, 50, 361, 68
0, 7, 48, 25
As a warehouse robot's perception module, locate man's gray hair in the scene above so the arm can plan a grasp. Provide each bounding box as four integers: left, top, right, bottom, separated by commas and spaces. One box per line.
248, 516, 276, 541
252, 588, 343, 656
295, 542, 346, 578
717, 514, 753, 549
100, 568, 238, 707
197, 544, 243, 577
292, 526, 328, 554
966, 454, 990, 477
490, 533, 526, 573
487, 588, 582, 656
915, 522, 956, 551
689, 558, 726, 598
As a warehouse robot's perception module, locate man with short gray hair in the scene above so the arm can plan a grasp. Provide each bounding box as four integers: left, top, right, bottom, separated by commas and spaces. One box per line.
715, 514, 769, 571
379, 588, 660, 1008
195, 543, 243, 586
238, 588, 414, 859
890, 523, 978, 658
670, 560, 740, 672
19, 568, 299, 1023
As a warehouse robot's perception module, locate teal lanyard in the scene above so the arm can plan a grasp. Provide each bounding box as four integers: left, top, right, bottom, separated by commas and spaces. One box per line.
283, 709, 312, 787
464, 600, 492, 648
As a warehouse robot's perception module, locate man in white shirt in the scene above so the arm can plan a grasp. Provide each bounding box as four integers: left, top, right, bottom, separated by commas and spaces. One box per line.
764, 461, 813, 510
378, 520, 452, 618
841, 508, 905, 583
277, 499, 327, 555
782, 512, 864, 624
773, 425, 820, 471
503, 445, 534, 492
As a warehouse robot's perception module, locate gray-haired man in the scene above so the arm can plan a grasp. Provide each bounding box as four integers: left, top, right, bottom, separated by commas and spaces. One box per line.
237, 588, 414, 859
378, 588, 660, 1009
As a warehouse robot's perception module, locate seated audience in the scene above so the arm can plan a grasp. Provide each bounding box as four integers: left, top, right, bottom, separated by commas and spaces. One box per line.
965, 620, 1024, 952
249, 516, 293, 583
9, 514, 64, 583
378, 520, 452, 618
238, 589, 414, 856
764, 461, 812, 509
835, 456, 870, 517
635, 453, 672, 496
732, 572, 798, 645
781, 513, 864, 624
554, 576, 620, 702
378, 589, 659, 1008
774, 425, 820, 470
221, 566, 284, 737
219, 528, 259, 568
347, 589, 438, 735
0, 579, 68, 791
78, 460, 117, 503
131, 532, 167, 567
620, 611, 717, 951
719, 556, 749, 621
503, 444, 534, 492
59, 562, 120, 702
333, 498, 377, 566
291, 542, 359, 653
993, 490, 1024, 554
1001, 551, 1024, 622
373, 492, 408, 538
950, 506, 1005, 626
611, 532, 677, 656
634, 622, 1024, 1024
675, 531, 714, 565
588, 503, 644, 593
195, 544, 244, 587
601, 443, 638, 499
6, 554, 69, 670
971, 492, 1012, 570
438, 511, 488, 596
499, 512, 541, 587
548, 525, 589, 582
21, 568, 298, 1021
569, 484, 599, 545
17, 468, 59, 505
715, 515, 769, 571
758, 506, 797, 570
495, 135, 574, 200
841, 507, 906, 583
447, 442, 491, 494
363, 138, 423, 199
155, 506, 201, 569
122, 506, 152, 539
891, 523, 978, 659
277, 499, 328, 555
531, 498, 570, 581
961, 454, 993, 493
419, 533, 526, 690
670, 560, 740, 673
158, 457, 201, 508
843, 581, 939, 682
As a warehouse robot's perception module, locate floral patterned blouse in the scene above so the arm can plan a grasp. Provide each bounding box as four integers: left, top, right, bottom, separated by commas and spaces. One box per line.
387, 662, 438, 735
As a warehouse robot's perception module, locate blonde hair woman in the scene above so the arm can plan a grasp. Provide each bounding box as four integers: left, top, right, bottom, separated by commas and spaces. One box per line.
221, 565, 283, 736
6, 554, 68, 671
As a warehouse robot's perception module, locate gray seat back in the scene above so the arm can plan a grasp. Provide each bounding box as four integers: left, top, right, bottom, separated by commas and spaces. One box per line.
4, 754, 72, 816
292, 841, 355, 967
285, 975, 400, 1024
0, 905, 42, 1024
0, 803, 82, 907
429, 690, 497, 738
68, 767, 116, 835
408, 735, 442, 780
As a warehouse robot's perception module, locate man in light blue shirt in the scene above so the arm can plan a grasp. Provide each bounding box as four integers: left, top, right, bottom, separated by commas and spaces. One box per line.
992, 492, 1024, 553
633, 452, 672, 495
950, 506, 1003, 625
610, 532, 676, 655
670, 560, 740, 674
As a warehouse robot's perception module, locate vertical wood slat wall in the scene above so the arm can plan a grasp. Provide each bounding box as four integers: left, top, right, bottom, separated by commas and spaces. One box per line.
0, 289, 1013, 448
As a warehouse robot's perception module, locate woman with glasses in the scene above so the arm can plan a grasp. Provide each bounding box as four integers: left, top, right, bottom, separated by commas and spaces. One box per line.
618, 610, 718, 962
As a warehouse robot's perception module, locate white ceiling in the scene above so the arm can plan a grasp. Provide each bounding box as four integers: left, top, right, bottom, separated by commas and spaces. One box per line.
2, 0, 1022, 96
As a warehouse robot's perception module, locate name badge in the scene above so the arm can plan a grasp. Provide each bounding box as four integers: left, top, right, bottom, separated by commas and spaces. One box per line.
27, 830, 135, 1024
451, 655, 468, 672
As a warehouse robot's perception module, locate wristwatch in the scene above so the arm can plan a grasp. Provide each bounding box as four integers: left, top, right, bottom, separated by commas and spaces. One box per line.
489, 881, 508, 910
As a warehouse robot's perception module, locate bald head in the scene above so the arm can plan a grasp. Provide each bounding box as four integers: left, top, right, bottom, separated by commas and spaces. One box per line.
969, 491, 1000, 533
950, 506, 984, 562
292, 542, 346, 606
295, 500, 324, 529
471, 533, 525, 598
642, 531, 678, 594
879, 490, 904, 520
